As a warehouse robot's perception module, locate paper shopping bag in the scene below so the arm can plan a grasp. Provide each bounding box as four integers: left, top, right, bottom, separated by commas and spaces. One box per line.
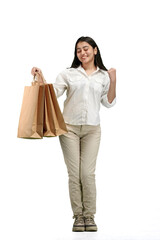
43, 84, 68, 137
17, 83, 45, 139
17, 71, 68, 139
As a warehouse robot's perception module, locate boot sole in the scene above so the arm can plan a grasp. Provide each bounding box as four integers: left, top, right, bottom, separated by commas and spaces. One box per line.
85, 225, 98, 231
72, 226, 85, 232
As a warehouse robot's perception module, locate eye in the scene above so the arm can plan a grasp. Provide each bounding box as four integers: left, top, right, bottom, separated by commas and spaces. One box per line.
84, 47, 89, 51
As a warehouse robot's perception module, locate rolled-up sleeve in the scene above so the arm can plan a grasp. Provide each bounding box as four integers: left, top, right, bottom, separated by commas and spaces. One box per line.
53, 70, 68, 98
101, 74, 116, 108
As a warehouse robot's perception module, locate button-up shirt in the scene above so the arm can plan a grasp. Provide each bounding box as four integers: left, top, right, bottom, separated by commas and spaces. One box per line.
53, 65, 116, 126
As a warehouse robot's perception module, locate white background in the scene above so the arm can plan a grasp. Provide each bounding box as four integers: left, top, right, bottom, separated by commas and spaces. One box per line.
0, 0, 160, 239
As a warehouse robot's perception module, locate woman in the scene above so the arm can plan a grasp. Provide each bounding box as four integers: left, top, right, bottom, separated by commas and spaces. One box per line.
31, 36, 116, 232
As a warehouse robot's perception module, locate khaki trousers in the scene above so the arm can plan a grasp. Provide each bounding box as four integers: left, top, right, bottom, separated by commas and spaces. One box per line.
59, 123, 101, 217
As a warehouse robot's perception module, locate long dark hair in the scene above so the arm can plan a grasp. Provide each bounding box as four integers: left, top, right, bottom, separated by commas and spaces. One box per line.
70, 36, 108, 71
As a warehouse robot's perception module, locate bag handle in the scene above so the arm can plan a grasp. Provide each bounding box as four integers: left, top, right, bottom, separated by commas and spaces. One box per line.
32, 72, 47, 85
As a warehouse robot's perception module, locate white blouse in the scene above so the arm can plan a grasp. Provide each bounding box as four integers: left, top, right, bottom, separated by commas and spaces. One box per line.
53, 64, 116, 126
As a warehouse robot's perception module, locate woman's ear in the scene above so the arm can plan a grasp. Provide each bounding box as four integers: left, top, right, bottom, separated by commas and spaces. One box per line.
94, 47, 98, 55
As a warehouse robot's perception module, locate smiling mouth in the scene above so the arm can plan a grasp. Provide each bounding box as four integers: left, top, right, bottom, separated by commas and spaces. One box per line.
82, 56, 88, 59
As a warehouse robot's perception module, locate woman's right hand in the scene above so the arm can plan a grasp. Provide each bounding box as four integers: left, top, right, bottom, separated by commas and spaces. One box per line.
31, 67, 42, 76
31, 66, 47, 83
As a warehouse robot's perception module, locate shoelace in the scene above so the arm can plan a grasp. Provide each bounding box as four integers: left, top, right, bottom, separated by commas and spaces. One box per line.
85, 216, 95, 224
73, 214, 84, 224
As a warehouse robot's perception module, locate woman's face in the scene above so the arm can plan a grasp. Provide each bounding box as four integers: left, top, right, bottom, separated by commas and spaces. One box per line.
76, 41, 97, 65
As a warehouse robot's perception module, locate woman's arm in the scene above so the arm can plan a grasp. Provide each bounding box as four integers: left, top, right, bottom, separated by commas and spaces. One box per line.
107, 68, 116, 103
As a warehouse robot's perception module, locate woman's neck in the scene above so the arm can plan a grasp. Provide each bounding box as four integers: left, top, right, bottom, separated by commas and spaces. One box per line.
82, 62, 97, 71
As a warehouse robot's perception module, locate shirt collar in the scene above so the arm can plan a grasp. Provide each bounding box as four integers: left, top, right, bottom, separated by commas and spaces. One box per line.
77, 64, 100, 75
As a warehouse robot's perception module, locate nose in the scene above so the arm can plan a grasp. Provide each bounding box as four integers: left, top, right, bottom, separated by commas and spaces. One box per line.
81, 49, 86, 55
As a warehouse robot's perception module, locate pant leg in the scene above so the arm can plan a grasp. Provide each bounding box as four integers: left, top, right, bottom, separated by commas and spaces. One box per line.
59, 124, 83, 215
80, 124, 101, 217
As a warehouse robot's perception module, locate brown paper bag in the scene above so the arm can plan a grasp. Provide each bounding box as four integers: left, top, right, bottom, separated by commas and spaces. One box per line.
43, 84, 68, 136
17, 83, 45, 138
17, 72, 68, 138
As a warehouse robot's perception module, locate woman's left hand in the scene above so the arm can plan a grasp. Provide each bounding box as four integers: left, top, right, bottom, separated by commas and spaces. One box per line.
107, 68, 116, 83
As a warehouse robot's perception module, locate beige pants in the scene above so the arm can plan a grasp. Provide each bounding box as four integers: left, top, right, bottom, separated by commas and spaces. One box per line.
59, 123, 101, 217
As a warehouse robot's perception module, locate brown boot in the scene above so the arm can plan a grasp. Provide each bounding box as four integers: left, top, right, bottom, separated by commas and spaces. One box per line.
84, 215, 98, 231
72, 213, 85, 232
